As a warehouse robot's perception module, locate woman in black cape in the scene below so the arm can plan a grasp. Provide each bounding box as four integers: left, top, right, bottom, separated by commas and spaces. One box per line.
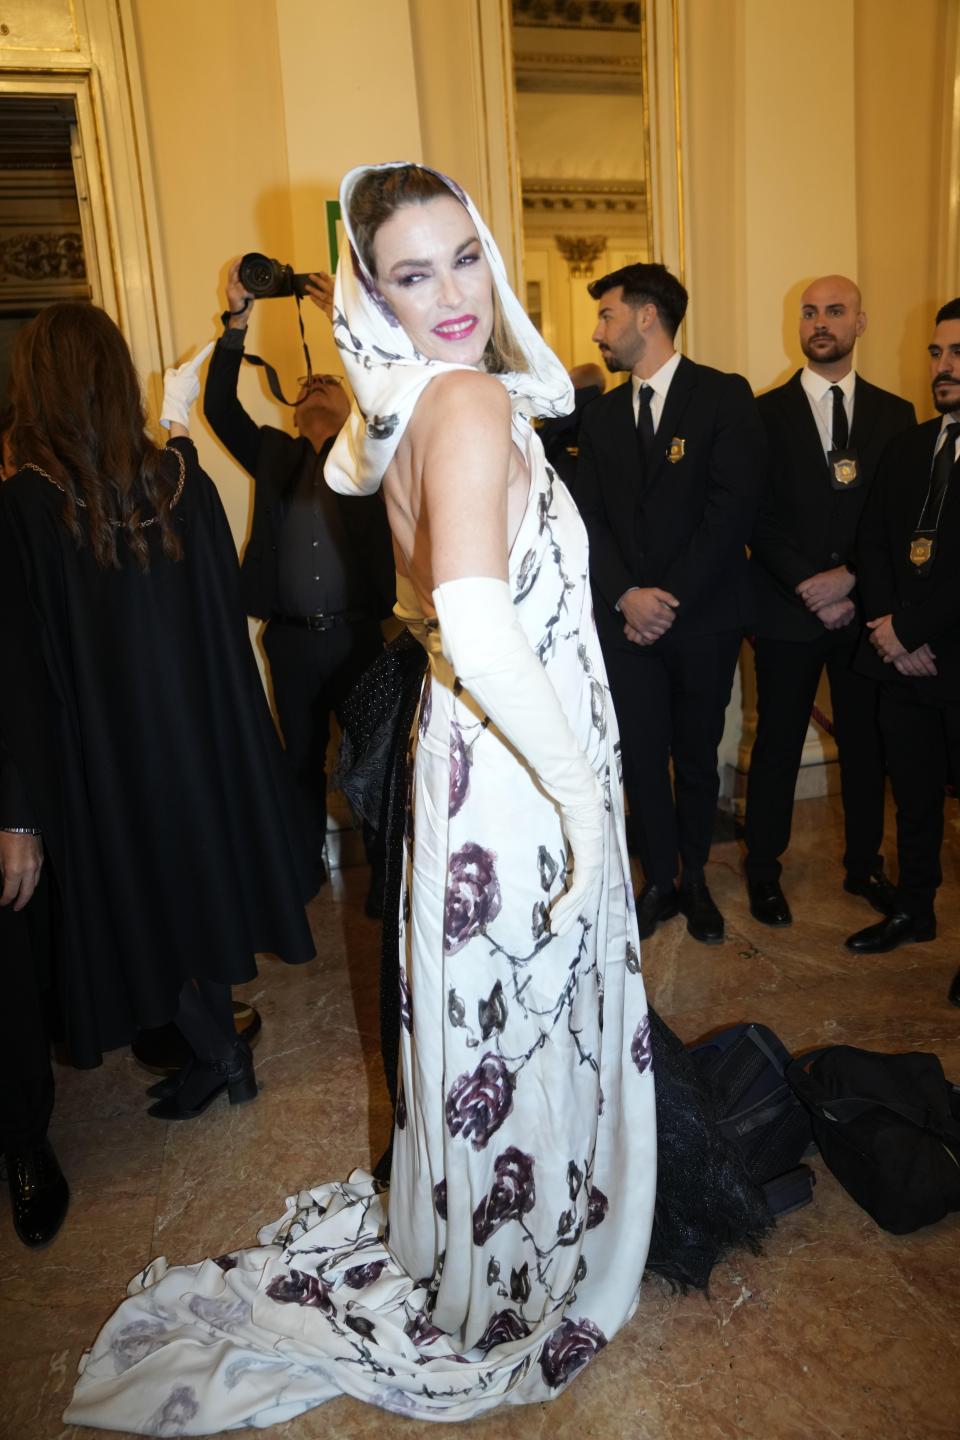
0, 303, 314, 1132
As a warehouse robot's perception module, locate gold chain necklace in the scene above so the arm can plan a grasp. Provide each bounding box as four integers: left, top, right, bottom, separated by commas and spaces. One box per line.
20, 445, 186, 528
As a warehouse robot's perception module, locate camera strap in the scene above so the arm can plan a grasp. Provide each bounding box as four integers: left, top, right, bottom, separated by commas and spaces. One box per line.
237, 295, 314, 408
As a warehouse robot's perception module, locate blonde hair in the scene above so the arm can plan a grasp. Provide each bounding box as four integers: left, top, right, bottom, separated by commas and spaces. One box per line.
348, 164, 528, 375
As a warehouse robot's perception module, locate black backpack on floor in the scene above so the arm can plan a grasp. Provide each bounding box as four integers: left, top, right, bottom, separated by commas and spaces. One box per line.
689, 1023, 816, 1216
786, 1046, 960, 1234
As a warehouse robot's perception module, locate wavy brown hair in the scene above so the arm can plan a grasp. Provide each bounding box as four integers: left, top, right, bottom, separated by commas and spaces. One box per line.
8, 302, 182, 570
348, 164, 527, 375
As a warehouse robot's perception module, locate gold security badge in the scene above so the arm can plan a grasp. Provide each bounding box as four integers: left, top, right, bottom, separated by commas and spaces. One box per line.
666, 437, 685, 464
833, 456, 857, 485
909, 535, 934, 567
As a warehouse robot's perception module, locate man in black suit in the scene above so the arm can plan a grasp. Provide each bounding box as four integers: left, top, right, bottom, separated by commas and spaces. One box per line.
539, 362, 605, 487
574, 263, 765, 943
205, 263, 396, 905
745, 276, 916, 925
848, 298, 960, 993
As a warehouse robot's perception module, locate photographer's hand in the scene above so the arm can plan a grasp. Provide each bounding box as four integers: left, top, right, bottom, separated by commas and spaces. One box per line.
305, 272, 334, 322
226, 260, 254, 329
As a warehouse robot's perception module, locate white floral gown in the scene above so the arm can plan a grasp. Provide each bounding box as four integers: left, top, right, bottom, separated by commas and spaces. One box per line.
65, 421, 657, 1433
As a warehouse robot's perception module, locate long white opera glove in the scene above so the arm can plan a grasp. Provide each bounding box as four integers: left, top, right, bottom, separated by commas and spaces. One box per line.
159, 341, 215, 429
432, 576, 605, 936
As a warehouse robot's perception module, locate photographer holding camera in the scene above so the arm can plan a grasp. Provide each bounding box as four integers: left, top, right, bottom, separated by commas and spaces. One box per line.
204, 261, 395, 909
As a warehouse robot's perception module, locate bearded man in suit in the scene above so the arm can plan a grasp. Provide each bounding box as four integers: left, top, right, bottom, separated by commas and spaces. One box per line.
572, 263, 765, 944
744, 276, 916, 926
847, 298, 960, 1003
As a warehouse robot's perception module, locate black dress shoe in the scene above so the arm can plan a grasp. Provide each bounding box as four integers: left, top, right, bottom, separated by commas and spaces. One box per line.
844, 871, 898, 916
635, 882, 679, 941
845, 913, 936, 954
678, 878, 725, 944
748, 879, 792, 926
147, 1040, 257, 1120
949, 969, 960, 1007
6, 1140, 69, 1248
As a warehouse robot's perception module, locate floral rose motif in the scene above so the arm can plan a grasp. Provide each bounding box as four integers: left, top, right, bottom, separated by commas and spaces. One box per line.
586, 1186, 609, 1230
343, 1259, 388, 1290
399, 968, 413, 1034
448, 987, 466, 1027
539, 1317, 608, 1388
567, 1160, 584, 1200
590, 678, 606, 737
510, 1262, 530, 1303
418, 672, 433, 737
433, 1179, 447, 1219
538, 845, 559, 893
444, 843, 502, 955
472, 1147, 536, 1244
449, 721, 471, 816
445, 1052, 515, 1149
266, 1269, 333, 1313
625, 942, 640, 975
476, 1308, 532, 1353
366, 412, 399, 441
405, 1312, 444, 1349
478, 979, 508, 1040
631, 1014, 653, 1075
531, 899, 549, 940
515, 548, 541, 601
146, 1387, 199, 1435
346, 1314, 376, 1340
396, 1083, 407, 1130
109, 1320, 170, 1373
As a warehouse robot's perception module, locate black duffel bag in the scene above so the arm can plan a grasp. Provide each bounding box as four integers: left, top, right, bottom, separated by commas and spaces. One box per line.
786, 1046, 960, 1234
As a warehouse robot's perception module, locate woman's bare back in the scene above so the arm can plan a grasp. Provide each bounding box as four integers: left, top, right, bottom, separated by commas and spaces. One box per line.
379, 370, 531, 617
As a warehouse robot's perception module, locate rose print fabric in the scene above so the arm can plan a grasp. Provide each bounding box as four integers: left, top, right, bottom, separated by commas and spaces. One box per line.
64, 424, 656, 1432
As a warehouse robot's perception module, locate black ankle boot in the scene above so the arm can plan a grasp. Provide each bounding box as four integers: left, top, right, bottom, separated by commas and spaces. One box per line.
147, 1040, 257, 1120
145, 1055, 196, 1101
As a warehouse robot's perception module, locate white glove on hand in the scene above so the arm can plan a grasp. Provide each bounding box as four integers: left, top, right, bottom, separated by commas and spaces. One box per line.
159, 341, 215, 430
433, 576, 605, 937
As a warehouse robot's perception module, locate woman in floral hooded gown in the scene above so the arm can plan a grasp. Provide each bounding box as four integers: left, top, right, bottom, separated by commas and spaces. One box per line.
65, 163, 658, 1432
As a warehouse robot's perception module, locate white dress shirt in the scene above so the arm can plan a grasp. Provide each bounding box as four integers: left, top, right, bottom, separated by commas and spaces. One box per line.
631, 350, 683, 430
800, 366, 856, 457
933, 411, 960, 463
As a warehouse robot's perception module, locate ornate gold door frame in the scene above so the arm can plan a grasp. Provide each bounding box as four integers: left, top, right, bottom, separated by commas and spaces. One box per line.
0, 0, 173, 418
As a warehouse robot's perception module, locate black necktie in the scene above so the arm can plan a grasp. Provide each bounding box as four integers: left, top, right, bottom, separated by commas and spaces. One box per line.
921, 422, 960, 527
830, 385, 849, 450
637, 383, 655, 457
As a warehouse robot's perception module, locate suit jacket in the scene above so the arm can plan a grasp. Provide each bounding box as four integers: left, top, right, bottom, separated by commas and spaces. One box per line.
572, 356, 766, 655
855, 418, 960, 703
204, 338, 396, 622
750, 371, 916, 641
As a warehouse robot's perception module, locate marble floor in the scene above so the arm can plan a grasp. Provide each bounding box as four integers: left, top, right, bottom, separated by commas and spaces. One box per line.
2, 792, 959, 1440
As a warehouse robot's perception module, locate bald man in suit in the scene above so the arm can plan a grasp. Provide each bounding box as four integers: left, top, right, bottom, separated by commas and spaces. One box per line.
745, 276, 915, 926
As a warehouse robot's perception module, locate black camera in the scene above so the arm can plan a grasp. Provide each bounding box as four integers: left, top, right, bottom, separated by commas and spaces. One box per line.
238, 253, 314, 300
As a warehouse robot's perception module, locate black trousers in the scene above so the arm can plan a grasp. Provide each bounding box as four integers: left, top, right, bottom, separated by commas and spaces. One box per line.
263, 617, 384, 885
745, 628, 886, 883
878, 689, 960, 923
605, 629, 742, 890
0, 869, 54, 1153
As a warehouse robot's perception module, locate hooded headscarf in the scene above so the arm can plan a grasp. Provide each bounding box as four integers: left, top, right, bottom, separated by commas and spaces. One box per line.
325, 162, 573, 496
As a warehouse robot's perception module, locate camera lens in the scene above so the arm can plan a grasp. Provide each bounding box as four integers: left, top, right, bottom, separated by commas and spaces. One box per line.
239, 253, 282, 298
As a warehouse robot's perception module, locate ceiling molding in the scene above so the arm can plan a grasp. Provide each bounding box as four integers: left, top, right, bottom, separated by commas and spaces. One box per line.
512, 0, 641, 32
515, 49, 642, 94
522, 177, 646, 213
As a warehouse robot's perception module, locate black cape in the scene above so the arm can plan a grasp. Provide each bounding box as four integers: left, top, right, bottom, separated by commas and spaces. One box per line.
0, 438, 315, 1067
